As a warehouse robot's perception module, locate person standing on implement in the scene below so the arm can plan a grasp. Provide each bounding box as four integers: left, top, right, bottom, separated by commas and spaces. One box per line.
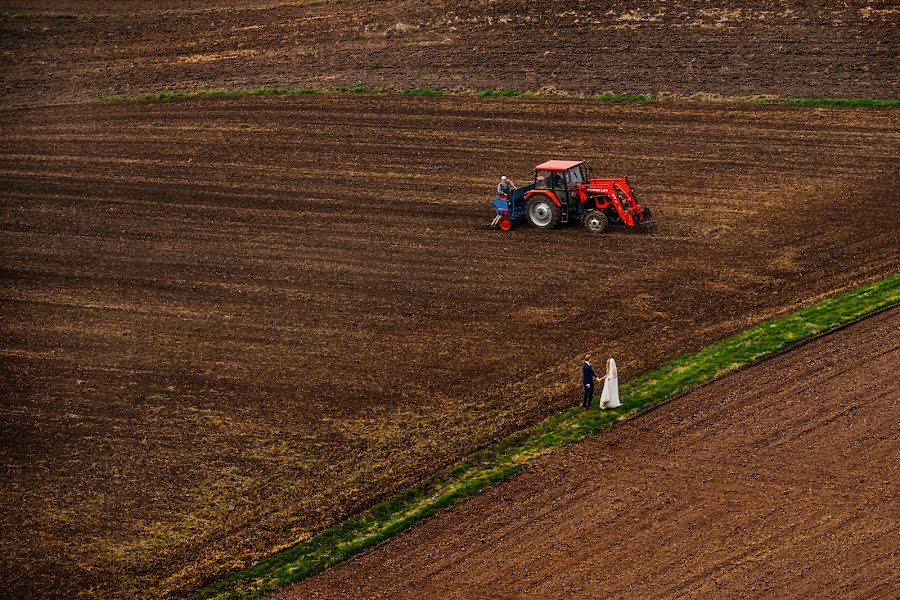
582, 354, 597, 409
497, 175, 516, 199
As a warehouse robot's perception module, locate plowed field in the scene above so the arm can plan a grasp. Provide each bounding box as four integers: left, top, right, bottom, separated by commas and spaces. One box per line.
281, 307, 900, 600
1, 0, 898, 109
1, 94, 898, 597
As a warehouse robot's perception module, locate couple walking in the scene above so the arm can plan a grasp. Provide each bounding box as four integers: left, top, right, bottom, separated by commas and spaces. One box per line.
582, 354, 620, 409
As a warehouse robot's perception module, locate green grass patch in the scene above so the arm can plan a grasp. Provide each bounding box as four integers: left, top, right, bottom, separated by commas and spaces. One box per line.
593, 92, 657, 103
398, 87, 444, 96
3, 9, 33, 17
338, 85, 384, 94
236, 87, 319, 96
138, 91, 191, 101
190, 274, 899, 599
475, 89, 520, 97
755, 97, 899, 108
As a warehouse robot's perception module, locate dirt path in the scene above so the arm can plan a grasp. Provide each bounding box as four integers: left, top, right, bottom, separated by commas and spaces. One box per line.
282, 307, 900, 600
1, 0, 897, 109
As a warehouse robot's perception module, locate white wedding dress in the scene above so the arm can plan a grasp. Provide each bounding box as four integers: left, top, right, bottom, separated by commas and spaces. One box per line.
599, 358, 620, 409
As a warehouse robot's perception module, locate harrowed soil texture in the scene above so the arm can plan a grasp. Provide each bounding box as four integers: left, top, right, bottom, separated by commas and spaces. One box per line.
1, 94, 899, 597
1, 0, 898, 109
281, 307, 900, 600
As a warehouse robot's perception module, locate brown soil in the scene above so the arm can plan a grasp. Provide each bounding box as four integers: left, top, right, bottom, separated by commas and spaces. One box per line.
0, 94, 898, 597
281, 307, 900, 600
1, 0, 898, 109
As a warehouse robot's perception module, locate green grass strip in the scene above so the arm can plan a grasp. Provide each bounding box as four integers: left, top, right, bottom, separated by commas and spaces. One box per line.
755, 97, 900, 108
397, 87, 444, 96
191, 273, 899, 599
337, 85, 386, 94
475, 89, 521, 97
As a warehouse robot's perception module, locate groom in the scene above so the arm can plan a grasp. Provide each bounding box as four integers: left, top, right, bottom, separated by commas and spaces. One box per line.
582, 354, 596, 408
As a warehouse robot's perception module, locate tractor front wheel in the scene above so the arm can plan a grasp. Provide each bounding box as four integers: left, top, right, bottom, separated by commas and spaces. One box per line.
582, 209, 609, 234
526, 196, 561, 230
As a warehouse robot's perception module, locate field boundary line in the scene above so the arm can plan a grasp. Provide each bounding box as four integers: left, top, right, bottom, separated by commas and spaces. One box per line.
99, 87, 900, 109
189, 273, 900, 599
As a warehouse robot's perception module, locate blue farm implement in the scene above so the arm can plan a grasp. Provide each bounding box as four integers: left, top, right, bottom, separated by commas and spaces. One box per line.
491, 160, 654, 233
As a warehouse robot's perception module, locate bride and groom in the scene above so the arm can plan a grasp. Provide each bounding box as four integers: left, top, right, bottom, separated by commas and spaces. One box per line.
581, 354, 620, 410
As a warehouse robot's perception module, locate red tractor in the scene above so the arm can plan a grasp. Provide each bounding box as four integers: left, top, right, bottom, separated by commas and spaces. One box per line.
491, 160, 653, 233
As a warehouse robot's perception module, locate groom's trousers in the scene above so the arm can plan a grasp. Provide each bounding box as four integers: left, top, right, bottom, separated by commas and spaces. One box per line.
582, 383, 594, 408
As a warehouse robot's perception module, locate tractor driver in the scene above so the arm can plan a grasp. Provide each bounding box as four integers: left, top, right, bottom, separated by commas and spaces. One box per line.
497, 175, 516, 199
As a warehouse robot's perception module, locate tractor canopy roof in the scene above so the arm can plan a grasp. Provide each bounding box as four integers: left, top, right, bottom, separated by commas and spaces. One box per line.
534, 160, 584, 171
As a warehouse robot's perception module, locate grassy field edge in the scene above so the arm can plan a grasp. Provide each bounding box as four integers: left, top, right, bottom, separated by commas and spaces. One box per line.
102, 87, 900, 108
190, 273, 900, 599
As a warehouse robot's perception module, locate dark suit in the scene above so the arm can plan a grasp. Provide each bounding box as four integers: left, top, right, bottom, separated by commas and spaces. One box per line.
582, 361, 596, 408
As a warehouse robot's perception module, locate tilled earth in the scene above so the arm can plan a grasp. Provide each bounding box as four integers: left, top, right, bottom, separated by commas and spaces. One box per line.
1, 0, 898, 109
0, 94, 898, 597
281, 307, 900, 600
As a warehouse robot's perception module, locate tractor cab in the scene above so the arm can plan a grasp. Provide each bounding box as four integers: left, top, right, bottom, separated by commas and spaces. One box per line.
532, 160, 588, 225
490, 159, 653, 233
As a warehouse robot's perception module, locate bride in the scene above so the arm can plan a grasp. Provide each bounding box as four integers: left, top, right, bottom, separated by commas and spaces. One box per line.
598, 358, 620, 409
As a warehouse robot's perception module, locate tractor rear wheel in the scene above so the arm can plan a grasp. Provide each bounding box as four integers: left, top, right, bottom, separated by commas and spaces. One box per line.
582, 209, 609, 234
526, 196, 561, 230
